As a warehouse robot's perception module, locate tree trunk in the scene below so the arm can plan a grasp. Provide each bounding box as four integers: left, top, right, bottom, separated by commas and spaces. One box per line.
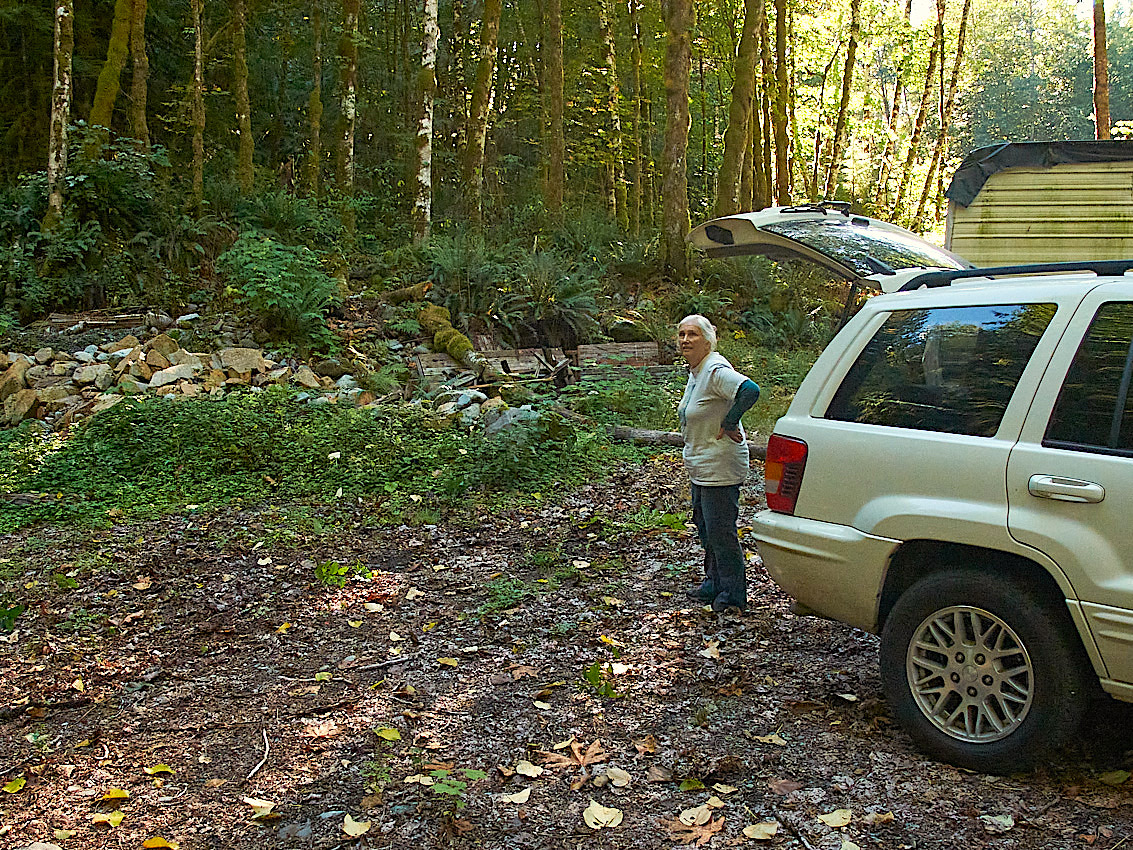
44, 0, 74, 232
810, 45, 839, 200
128, 0, 149, 149
599, 0, 627, 230
411, 0, 439, 244
823, 0, 859, 199
232, 0, 254, 194
542, 0, 565, 219
190, 0, 205, 213
629, 0, 644, 233
715, 0, 761, 217
1093, 0, 1110, 140
771, 0, 790, 203
890, 17, 941, 222
89, 0, 132, 140
338, 0, 360, 232
460, 0, 502, 228
914, 0, 971, 228
306, 2, 323, 198
660, 0, 693, 282
757, 8, 773, 209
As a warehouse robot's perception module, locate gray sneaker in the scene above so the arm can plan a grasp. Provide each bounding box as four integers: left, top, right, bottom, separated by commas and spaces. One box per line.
711, 592, 746, 614
685, 580, 716, 601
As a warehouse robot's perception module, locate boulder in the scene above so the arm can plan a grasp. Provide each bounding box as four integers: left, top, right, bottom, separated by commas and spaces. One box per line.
130, 360, 153, 380
36, 385, 75, 404
292, 366, 322, 389
4, 388, 39, 424
118, 376, 147, 394
484, 406, 541, 438
0, 359, 32, 400
146, 349, 171, 370
147, 333, 179, 356
148, 363, 196, 388
168, 349, 203, 370
52, 360, 77, 376
73, 363, 112, 387
73, 350, 96, 363
103, 334, 140, 354
219, 347, 266, 374
313, 357, 350, 379
176, 312, 201, 327
34, 347, 54, 364
146, 311, 174, 330
0, 352, 8, 370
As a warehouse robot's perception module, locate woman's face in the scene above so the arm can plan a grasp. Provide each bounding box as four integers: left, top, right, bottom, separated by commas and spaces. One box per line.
678, 322, 711, 368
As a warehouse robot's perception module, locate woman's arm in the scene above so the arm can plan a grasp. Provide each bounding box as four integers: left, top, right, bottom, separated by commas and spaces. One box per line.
721, 379, 760, 431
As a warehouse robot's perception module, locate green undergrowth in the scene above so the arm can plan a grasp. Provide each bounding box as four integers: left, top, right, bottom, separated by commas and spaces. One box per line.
0, 388, 642, 531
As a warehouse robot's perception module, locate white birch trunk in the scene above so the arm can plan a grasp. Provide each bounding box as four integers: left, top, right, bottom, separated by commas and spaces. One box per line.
412, 0, 439, 244
45, 0, 74, 231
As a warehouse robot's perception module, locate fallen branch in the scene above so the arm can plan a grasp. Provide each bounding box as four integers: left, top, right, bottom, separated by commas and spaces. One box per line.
608, 425, 767, 460
246, 728, 270, 780
0, 698, 91, 721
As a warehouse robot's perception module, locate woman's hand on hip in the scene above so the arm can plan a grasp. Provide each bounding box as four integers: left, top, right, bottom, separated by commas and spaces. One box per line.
717, 427, 743, 443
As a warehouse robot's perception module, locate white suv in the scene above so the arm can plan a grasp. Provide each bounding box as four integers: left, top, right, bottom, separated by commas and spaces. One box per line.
690, 206, 1133, 771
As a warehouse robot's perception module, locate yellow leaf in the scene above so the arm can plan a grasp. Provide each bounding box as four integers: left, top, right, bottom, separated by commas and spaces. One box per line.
390, 631, 404, 641
76, 739, 91, 748
501, 787, 531, 804
90, 810, 125, 827
755, 733, 788, 746
404, 774, 434, 786
276, 622, 292, 633
606, 767, 632, 787
348, 620, 362, 628
437, 657, 458, 667
515, 760, 544, 778
582, 799, 623, 829
54, 829, 77, 840
343, 814, 371, 837
3, 776, 26, 793
532, 700, 552, 710
143, 838, 180, 849
314, 672, 332, 681
376, 728, 401, 741
601, 596, 623, 607
818, 809, 852, 828
102, 788, 130, 800
242, 796, 276, 818
863, 810, 895, 825
72, 677, 85, 692
422, 621, 437, 632
744, 821, 780, 839
698, 640, 721, 660
144, 764, 175, 776
679, 804, 712, 826
841, 841, 862, 850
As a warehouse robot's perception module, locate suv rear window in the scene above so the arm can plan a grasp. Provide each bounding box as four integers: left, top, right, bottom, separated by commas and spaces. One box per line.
825, 304, 1057, 436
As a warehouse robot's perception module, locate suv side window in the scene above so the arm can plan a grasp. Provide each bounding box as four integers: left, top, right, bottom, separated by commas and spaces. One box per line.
825, 304, 1056, 436
1045, 301, 1133, 454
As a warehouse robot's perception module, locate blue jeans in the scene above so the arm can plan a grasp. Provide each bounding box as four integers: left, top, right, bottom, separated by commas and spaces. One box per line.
691, 483, 746, 607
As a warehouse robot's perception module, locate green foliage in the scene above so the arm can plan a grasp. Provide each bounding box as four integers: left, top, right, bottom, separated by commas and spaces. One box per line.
582, 660, 622, 699
314, 558, 372, 589
217, 231, 339, 351
559, 368, 681, 430
0, 603, 24, 633
478, 575, 535, 616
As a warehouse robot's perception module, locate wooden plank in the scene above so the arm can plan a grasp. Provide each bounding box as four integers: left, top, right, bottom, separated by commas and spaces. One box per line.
479, 347, 567, 376
577, 341, 659, 367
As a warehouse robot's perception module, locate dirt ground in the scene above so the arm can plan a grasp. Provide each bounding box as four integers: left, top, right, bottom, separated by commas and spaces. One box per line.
1, 454, 1132, 850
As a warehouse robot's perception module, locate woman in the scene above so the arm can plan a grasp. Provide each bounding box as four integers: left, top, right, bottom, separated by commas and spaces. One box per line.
677, 315, 760, 613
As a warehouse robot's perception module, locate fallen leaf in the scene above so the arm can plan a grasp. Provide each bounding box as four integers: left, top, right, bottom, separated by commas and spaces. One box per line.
706, 795, 726, 809
744, 821, 780, 839
390, 631, 404, 642
54, 829, 77, 839
204, 778, 227, 788
405, 587, 424, 600
660, 814, 725, 846
979, 813, 1015, 834
679, 777, 706, 791
133, 576, 152, 590
144, 764, 175, 776
755, 733, 788, 746
606, 766, 632, 787
348, 619, 362, 628
376, 728, 401, 741
303, 720, 339, 738
142, 838, 179, 849
3, 776, 26, 793
314, 672, 332, 682
862, 810, 895, 825
712, 783, 738, 795
582, 799, 623, 829
841, 841, 862, 850
501, 787, 531, 804
343, 814, 371, 837
72, 677, 84, 692
818, 809, 852, 828
404, 774, 435, 786
276, 623, 292, 633
102, 788, 130, 800
90, 810, 125, 827
680, 804, 712, 825
437, 657, 459, 667
647, 765, 673, 782
242, 796, 276, 819
515, 760, 544, 778
601, 596, 623, 607
768, 777, 803, 795
533, 700, 551, 710
363, 602, 383, 613
633, 735, 658, 754
698, 640, 721, 660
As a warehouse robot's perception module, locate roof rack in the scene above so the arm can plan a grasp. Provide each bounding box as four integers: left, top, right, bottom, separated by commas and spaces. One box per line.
897, 260, 1133, 292
781, 200, 851, 215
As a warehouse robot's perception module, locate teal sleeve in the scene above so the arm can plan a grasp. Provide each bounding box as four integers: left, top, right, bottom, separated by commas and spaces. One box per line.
721, 380, 760, 431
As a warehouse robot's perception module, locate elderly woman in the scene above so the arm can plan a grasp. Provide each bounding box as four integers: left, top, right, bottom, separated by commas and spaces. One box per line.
677, 315, 761, 613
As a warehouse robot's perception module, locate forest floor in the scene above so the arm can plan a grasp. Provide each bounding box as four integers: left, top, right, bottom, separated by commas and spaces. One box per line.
1, 454, 1132, 850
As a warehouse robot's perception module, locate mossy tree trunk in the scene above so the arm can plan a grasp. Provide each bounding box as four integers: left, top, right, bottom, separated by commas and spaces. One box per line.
1093, 0, 1110, 139
628, 0, 643, 234
460, 0, 501, 229
232, 0, 254, 195
543, 0, 564, 219
660, 0, 693, 282
411, 0, 439, 244
43, 0, 73, 232
823, 0, 858, 200
306, 1, 323, 198
770, 0, 790, 203
190, 0, 205, 213
715, 0, 762, 217
337, 0, 360, 233
599, 0, 627, 230
128, 0, 149, 150
88, 0, 133, 154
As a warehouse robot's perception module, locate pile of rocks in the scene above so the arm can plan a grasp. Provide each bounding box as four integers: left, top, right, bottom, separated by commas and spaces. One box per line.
0, 332, 378, 430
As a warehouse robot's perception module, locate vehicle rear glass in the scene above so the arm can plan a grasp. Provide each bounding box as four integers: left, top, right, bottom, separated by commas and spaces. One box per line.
825, 304, 1057, 436
760, 220, 967, 277
1046, 301, 1133, 453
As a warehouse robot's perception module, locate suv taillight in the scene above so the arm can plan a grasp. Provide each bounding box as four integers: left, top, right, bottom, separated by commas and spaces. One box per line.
765, 434, 808, 514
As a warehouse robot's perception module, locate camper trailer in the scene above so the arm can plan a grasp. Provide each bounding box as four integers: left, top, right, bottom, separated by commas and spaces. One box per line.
944, 140, 1133, 266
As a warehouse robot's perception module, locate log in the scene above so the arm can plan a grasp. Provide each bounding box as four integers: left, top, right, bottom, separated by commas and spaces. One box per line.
609, 425, 767, 461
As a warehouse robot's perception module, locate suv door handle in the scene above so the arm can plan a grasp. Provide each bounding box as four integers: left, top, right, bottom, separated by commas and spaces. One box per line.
1027, 475, 1105, 503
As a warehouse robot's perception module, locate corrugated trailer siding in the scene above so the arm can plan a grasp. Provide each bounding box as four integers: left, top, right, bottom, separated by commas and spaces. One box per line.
946, 162, 1133, 265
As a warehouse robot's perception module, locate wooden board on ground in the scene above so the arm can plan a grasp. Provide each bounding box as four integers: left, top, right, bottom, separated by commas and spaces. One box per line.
577, 341, 659, 367
415, 347, 569, 379
48, 311, 147, 329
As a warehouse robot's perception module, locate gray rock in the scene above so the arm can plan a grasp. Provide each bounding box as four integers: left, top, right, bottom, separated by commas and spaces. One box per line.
219, 347, 265, 374
175, 312, 201, 326
457, 390, 488, 408
436, 401, 459, 416
73, 351, 96, 363
313, 358, 350, 379
335, 375, 359, 390
84, 344, 99, 354
148, 363, 196, 388
146, 311, 174, 330
483, 406, 541, 437
73, 363, 113, 386
34, 347, 53, 364
168, 349, 203, 370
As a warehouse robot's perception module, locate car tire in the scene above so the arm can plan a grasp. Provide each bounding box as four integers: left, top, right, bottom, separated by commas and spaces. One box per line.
880, 568, 1089, 773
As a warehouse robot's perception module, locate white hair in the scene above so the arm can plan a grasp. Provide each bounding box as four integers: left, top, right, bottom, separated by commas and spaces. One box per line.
678, 314, 717, 351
